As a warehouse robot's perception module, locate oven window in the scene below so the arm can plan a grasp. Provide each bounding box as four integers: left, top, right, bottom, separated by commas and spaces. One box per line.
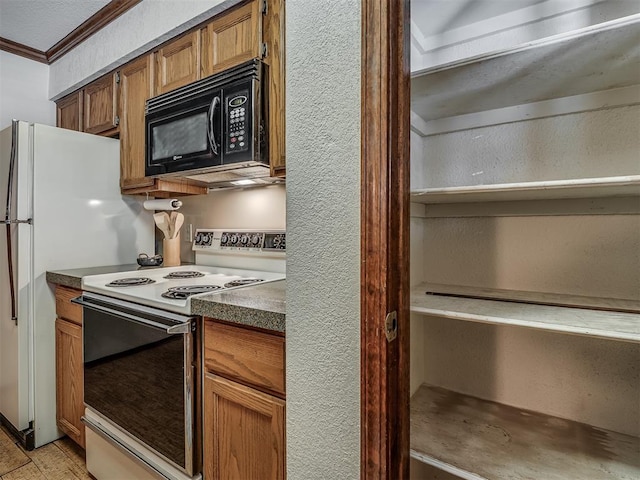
84, 308, 188, 469
151, 112, 208, 162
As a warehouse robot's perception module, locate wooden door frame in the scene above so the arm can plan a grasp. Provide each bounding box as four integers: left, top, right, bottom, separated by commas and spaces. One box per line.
361, 0, 410, 479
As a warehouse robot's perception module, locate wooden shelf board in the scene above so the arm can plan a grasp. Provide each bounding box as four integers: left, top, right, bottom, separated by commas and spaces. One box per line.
410, 283, 640, 342
411, 384, 640, 480
411, 14, 640, 123
410, 175, 640, 204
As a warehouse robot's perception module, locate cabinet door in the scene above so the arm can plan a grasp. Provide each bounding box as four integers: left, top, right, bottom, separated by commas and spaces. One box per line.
204, 373, 285, 480
83, 72, 118, 135
262, 0, 285, 176
56, 91, 83, 131
119, 54, 155, 189
201, 0, 261, 77
155, 32, 200, 95
55, 318, 84, 448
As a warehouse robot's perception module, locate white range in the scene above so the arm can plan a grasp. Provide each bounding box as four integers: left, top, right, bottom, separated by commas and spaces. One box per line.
77, 228, 285, 480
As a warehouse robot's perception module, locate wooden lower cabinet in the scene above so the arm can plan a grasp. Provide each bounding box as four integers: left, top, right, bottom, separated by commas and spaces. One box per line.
55, 317, 84, 448
204, 373, 285, 480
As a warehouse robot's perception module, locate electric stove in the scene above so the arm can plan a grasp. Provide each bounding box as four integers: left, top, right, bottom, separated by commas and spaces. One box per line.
81, 229, 286, 314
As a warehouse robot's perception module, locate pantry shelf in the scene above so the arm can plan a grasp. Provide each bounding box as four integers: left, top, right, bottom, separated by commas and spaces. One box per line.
410, 283, 640, 342
411, 384, 640, 480
411, 14, 640, 123
410, 175, 640, 204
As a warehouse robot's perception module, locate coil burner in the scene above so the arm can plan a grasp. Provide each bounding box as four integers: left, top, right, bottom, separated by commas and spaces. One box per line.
161, 285, 223, 300
163, 271, 205, 279
106, 277, 155, 287
223, 278, 264, 288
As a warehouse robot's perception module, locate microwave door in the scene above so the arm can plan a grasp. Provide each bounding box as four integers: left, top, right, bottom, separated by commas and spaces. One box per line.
145, 92, 223, 177
207, 95, 220, 156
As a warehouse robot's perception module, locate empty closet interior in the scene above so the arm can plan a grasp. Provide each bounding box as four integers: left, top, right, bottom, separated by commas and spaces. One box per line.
408, 1, 640, 479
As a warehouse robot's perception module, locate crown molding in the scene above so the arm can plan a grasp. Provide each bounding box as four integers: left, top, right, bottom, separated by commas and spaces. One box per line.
0, 37, 48, 63
47, 0, 141, 63
0, 0, 141, 65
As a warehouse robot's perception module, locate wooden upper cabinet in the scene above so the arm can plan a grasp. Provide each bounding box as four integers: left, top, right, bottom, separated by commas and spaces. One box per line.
201, 0, 262, 77
119, 54, 155, 190
262, 0, 285, 176
155, 32, 201, 95
83, 72, 119, 135
56, 91, 83, 132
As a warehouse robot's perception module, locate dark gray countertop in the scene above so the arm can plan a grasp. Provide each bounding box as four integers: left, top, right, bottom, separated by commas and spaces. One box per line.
191, 280, 286, 333
46, 264, 145, 289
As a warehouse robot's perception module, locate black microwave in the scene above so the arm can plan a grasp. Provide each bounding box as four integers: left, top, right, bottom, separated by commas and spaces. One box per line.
145, 59, 267, 177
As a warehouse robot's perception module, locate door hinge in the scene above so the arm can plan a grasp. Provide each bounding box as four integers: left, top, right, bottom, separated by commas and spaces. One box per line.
384, 311, 398, 343
115, 72, 120, 84
114, 115, 120, 126
261, 0, 267, 14
261, 42, 268, 58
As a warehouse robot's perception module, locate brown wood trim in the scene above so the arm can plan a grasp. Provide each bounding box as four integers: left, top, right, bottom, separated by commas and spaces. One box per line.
47, 0, 142, 63
1, 0, 140, 65
360, 0, 410, 479
0, 37, 48, 63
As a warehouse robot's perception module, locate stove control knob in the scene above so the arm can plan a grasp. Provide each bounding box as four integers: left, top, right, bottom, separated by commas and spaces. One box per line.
221, 233, 228, 245
240, 234, 249, 245
251, 234, 261, 245
272, 234, 285, 249
230, 233, 238, 244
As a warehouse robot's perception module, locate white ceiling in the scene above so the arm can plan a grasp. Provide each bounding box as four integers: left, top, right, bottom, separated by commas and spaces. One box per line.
0, 0, 110, 51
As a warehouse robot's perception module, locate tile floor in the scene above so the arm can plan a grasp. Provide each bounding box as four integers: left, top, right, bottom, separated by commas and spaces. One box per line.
0, 425, 90, 480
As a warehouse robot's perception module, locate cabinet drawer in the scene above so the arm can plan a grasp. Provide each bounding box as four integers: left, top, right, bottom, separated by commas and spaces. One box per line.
204, 320, 285, 396
55, 286, 82, 325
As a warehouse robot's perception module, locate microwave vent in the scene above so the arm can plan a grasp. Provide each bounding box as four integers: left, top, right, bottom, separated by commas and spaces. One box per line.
183, 164, 282, 189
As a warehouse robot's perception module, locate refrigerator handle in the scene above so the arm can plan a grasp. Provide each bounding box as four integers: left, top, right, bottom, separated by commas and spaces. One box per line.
4, 120, 19, 324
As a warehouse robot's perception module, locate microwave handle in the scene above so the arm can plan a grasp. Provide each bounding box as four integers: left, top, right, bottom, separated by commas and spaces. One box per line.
208, 96, 220, 156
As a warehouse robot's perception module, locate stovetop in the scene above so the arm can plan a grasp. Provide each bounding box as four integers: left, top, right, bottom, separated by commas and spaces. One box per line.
81, 229, 286, 314
81, 264, 285, 314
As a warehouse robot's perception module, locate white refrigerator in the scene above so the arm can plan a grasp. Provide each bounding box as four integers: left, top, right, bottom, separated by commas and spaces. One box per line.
0, 120, 154, 448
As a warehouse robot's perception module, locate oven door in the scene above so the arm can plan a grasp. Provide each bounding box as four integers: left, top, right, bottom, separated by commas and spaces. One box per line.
72, 293, 197, 476
145, 90, 222, 177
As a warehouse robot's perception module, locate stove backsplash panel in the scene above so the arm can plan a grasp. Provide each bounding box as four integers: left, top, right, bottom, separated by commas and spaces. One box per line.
165, 184, 286, 263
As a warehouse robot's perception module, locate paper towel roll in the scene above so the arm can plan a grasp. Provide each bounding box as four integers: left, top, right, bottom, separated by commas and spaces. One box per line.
143, 199, 182, 211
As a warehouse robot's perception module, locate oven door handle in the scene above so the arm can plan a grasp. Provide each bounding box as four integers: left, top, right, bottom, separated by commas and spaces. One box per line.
71, 295, 192, 335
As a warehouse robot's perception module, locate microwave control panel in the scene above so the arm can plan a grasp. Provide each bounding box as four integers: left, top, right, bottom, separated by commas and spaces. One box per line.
225, 91, 250, 155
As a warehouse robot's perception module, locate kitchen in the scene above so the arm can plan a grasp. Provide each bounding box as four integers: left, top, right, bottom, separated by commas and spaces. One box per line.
1, 0, 639, 479
1, 0, 363, 478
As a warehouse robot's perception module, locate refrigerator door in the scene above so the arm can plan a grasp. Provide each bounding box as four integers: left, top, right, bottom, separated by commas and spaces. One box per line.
0, 121, 33, 432
30, 123, 153, 447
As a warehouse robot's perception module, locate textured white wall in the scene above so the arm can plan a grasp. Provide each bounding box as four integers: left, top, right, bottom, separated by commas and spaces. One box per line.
422, 215, 640, 300
419, 318, 640, 437
415, 105, 640, 190
286, 0, 361, 478
0, 52, 54, 129
48, 0, 241, 99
